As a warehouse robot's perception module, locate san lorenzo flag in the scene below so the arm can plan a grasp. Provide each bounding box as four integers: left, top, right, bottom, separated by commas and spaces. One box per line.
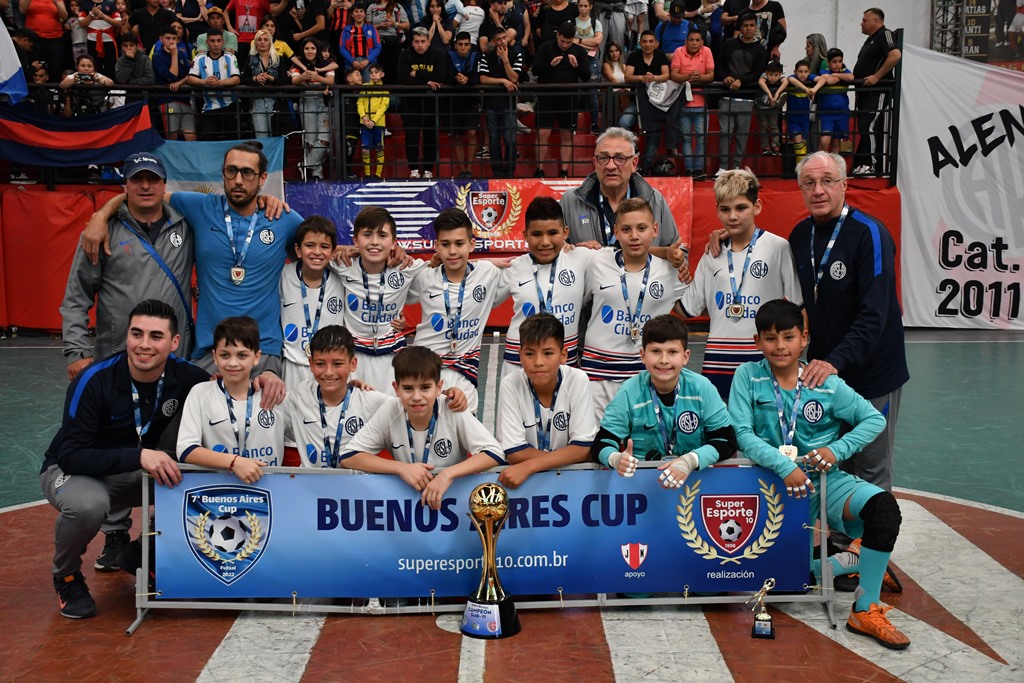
0, 101, 161, 166
0, 29, 27, 105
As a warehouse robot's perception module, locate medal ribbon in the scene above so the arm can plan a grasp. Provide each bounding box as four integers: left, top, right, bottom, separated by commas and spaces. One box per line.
223, 198, 259, 272
318, 385, 353, 468
648, 378, 681, 458
442, 263, 474, 354
130, 373, 165, 446
219, 378, 255, 457
769, 368, 803, 447
810, 204, 849, 302
528, 369, 563, 451
405, 402, 439, 464
360, 260, 386, 340
298, 262, 329, 337
531, 254, 558, 314
616, 250, 651, 339
726, 228, 762, 308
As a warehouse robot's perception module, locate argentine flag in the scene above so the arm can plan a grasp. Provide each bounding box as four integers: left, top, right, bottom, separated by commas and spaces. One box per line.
155, 137, 285, 198
0, 28, 28, 104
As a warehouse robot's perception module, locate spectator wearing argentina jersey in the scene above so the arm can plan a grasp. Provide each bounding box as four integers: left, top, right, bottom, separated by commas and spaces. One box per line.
186, 28, 242, 140
496, 314, 597, 489
408, 208, 511, 413
340, 346, 504, 511
580, 197, 687, 419
679, 168, 801, 400
500, 197, 598, 377
331, 206, 428, 395
279, 216, 347, 392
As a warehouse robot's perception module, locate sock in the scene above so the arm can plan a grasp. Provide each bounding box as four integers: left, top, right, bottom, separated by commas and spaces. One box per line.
854, 546, 889, 610
362, 150, 371, 177
375, 149, 385, 178
795, 140, 807, 163
812, 550, 859, 580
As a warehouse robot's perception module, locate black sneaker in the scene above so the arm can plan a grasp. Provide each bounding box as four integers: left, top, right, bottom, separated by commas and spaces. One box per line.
54, 572, 97, 619
559, 169, 569, 178
533, 168, 545, 178
94, 530, 130, 572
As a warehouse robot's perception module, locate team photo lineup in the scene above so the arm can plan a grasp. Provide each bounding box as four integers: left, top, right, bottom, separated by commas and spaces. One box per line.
44, 128, 913, 651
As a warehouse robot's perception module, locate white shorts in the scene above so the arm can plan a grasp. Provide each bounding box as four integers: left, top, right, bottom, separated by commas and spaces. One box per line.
1011, 13, 1024, 32
591, 379, 625, 422
441, 368, 478, 415
354, 351, 397, 396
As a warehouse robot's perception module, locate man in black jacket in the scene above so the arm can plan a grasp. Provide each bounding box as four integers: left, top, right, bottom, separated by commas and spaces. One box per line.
713, 11, 766, 175
398, 26, 449, 178
40, 300, 209, 619
531, 21, 591, 178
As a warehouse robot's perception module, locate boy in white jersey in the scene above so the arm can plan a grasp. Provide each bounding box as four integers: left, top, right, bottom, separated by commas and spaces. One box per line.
280, 216, 347, 392
340, 346, 505, 510
332, 206, 427, 394
496, 314, 597, 488
581, 197, 688, 419
409, 208, 509, 411
178, 317, 284, 483
286, 325, 390, 468
594, 315, 736, 487
680, 168, 802, 400
728, 300, 907, 650
501, 197, 596, 377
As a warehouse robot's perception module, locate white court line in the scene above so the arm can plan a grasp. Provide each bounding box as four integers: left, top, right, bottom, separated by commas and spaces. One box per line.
436, 614, 486, 683
890, 499, 1024, 668
601, 607, 733, 682
0, 499, 46, 514
893, 487, 1024, 519
196, 612, 326, 683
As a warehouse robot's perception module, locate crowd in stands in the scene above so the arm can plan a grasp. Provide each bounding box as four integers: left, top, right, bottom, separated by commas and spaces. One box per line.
5, 0, 901, 180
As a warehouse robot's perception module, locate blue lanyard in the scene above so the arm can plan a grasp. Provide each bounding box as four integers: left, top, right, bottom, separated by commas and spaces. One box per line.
769, 368, 803, 447
130, 373, 165, 445
726, 228, 762, 304
360, 260, 386, 339
118, 218, 195, 334
297, 262, 329, 336
223, 199, 259, 270
442, 264, 474, 353
810, 204, 849, 303
219, 378, 255, 456
598, 185, 631, 245
528, 369, 563, 451
531, 254, 558, 314
616, 250, 651, 341
318, 385, 353, 468
648, 379, 681, 457
405, 402, 439, 464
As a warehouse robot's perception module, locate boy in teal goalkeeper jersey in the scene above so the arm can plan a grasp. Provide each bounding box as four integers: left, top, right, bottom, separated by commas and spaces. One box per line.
593, 314, 737, 489
728, 299, 908, 650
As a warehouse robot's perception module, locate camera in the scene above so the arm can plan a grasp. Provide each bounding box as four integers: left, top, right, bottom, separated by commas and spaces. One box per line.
79, 73, 94, 82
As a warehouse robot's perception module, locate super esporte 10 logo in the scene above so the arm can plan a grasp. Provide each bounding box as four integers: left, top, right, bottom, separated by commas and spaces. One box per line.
184, 484, 273, 585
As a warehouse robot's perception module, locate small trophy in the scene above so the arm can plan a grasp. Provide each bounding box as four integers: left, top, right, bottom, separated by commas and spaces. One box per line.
748, 577, 776, 639
460, 482, 521, 639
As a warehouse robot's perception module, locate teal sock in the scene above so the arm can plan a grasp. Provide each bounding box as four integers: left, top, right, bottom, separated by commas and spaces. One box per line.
854, 547, 889, 610
811, 550, 859, 580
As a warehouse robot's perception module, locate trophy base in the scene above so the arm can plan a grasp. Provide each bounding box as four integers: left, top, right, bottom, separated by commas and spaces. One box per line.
460, 596, 521, 639
751, 619, 775, 639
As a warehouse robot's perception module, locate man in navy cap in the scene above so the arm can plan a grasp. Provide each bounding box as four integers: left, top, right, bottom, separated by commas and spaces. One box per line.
59, 152, 195, 573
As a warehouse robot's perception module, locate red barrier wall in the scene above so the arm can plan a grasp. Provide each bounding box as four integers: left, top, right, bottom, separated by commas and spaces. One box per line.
0, 180, 901, 332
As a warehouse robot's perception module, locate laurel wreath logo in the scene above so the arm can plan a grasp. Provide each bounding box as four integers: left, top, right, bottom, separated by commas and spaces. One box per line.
193, 510, 264, 564
455, 184, 522, 239
676, 478, 784, 565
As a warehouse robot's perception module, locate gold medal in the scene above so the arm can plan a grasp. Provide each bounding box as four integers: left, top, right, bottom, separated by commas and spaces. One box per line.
450, 337, 458, 354
728, 303, 745, 321
779, 445, 798, 461
629, 324, 640, 342
231, 266, 245, 285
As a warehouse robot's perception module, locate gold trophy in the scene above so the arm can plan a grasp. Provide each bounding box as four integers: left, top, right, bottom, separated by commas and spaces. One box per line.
748, 577, 776, 639
460, 482, 521, 639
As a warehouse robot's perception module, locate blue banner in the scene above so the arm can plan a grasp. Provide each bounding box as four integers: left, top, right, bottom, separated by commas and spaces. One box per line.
155, 466, 809, 600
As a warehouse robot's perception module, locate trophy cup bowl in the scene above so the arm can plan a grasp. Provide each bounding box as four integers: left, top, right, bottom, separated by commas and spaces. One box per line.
460, 482, 521, 639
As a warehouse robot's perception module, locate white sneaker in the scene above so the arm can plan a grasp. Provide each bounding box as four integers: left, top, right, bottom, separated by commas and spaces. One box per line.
423, 170, 433, 179
516, 101, 535, 113
516, 120, 532, 135
852, 164, 875, 176
410, 169, 421, 179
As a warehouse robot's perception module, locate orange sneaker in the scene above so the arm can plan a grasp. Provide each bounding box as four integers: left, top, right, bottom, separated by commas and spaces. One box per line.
846, 603, 910, 650
846, 539, 903, 593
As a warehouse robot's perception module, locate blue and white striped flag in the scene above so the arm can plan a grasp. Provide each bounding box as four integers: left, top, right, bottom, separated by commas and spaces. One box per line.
154, 137, 285, 198
0, 29, 28, 104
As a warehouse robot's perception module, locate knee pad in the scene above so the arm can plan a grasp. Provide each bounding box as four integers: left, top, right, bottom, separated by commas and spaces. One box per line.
859, 491, 901, 553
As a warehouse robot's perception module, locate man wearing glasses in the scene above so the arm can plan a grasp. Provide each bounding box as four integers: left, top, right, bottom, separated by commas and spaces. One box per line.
82, 142, 301, 405
789, 151, 907, 494
560, 127, 686, 269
